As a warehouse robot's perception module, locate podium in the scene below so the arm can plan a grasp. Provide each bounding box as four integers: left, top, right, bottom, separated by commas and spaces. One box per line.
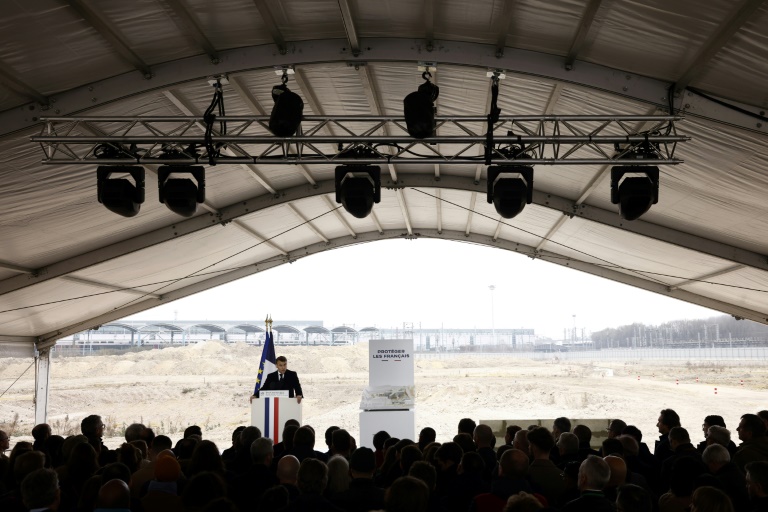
251, 391, 302, 444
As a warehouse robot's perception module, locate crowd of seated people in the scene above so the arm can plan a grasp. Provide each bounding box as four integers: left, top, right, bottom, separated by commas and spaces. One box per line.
0, 409, 767, 512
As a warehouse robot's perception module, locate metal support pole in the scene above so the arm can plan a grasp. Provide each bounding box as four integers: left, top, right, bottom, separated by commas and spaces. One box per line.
34, 347, 51, 425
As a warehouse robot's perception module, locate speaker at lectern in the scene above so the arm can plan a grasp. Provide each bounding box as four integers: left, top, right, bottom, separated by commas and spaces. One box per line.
252, 390, 302, 444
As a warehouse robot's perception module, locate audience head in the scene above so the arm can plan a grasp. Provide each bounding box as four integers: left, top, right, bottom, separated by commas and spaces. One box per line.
349, 447, 376, 477
237, 426, 261, 452
385, 476, 430, 512
504, 492, 543, 512
458, 418, 477, 436
418, 427, 436, 450
154, 451, 181, 482
184, 425, 203, 439
669, 457, 707, 497
101, 462, 131, 485
229, 426, 245, 447
175, 437, 198, 460
151, 435, 173, 455
552, 417, 572, 438
325, 426, 340, 449
293, 425, 315, 449
616, 484, 652, 512
124, 422, 146, 443
513, 429, 530, 453
277, 454, 300, 484
0, 429, 10, 453
601, 438, 624, 457
116, 442, 142, 473
435, 442, 463, 470
373, 430, 391, 452
557, 432, 579, 456
621, 425, 643, 443
189, 440, 224, 476
745, 461, 768, 499
400, 445, 423, 475
690, 485, 735, 512
96, 478, 131, 510
737, 413, 766, 442
608, 419, 627, 439
758, 410, 768, 431
409, 461, 437, 492
505, 425, 522, 445
326, 455, 350, 495
617, 435, 639, 457
706, 425, 731, 448
578, 455, 611, 491
453, 433, 476, 454
181, 472, 227, 511
572, 424, 592, 447
14, 451, 45, 485
668, 427, 691, 449
657, 409, 681, 434
499, 449, 529, 479
473, 424, 495, 448
297, 457, 328, 495
458, 451, 484, 477
21, 468, 60, 510
702, 415, 726, 438
259, 485, 289, 511
32, 423, 51, 443
140, 427, 155, 448
332, 429, 352, 455
250, 436, 273, 465
702, 443, 730, 472
603, 455, 627, 488
81, 415, 104, 439
129, 439, 148, 461
527, 427, 554, 458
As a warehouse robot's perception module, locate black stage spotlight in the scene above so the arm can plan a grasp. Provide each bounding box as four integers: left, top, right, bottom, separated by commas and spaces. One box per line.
269, 75, 304, 137
610, 166, 659, 221
158, 165, 206, 217
486, 165, 534, 219
97, 166, 145, 218
404, 72, 439, 139
335, 165, 381, 219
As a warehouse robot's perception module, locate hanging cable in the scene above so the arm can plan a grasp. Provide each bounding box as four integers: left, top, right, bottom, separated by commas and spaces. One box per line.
203, 79, 227, 165
485, 73, 502, 165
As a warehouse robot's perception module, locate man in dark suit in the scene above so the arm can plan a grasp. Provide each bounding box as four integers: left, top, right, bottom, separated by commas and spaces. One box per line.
21, 468, 60, 511
262, 356, 304, 403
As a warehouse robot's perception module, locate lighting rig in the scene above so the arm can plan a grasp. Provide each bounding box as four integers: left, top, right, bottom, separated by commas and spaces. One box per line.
32, 67, 688, 221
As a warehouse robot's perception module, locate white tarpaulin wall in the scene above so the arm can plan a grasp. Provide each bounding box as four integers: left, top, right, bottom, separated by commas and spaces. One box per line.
1, 1, 768, 422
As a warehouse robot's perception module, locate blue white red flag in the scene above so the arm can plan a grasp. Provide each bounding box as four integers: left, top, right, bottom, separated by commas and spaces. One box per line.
254, 330, 276, 395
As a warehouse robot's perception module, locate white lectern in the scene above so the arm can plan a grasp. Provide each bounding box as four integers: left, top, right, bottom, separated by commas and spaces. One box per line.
251, 390, 302, 444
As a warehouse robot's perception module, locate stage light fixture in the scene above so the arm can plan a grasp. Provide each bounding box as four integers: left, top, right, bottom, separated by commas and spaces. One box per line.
404, 72, 440, 139
158, 165, 206, 217
269, 72, 304, 137
486, 165, 534, 219
610, 166, 659, 221
96, 166, 145, 218
334, 165, 381, 219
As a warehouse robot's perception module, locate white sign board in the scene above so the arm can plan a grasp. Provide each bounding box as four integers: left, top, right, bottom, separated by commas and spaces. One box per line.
369, 339, 414, 387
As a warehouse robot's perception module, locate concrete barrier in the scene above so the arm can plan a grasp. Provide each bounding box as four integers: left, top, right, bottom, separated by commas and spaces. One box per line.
480, 418, 613, 449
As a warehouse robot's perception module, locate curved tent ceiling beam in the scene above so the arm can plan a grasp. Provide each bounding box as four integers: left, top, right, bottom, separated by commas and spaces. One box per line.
4, 175, 768, 299
4, 38, 766, 138
35, 229, 768, 349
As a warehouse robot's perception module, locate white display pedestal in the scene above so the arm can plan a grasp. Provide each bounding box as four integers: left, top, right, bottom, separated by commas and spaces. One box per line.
360, 409, 415, 449
251, 391, 302, 444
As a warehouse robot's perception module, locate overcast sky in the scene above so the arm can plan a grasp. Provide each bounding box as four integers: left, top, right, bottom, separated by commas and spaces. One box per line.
125, 239, 719, 339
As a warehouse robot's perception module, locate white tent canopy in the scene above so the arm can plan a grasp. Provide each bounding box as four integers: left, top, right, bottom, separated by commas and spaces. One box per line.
1, 0, 767, 422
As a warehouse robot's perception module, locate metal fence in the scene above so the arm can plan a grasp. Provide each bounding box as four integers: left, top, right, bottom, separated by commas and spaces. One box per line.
416, 347, 768, 364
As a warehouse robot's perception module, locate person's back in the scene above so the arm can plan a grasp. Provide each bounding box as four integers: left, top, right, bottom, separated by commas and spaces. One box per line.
285, 458, 343, 512
526, 427, 565, 505
562, 455, 614, 512
332, 448, 385, 512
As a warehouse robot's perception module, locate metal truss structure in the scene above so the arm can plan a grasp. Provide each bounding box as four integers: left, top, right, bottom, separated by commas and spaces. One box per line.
32, 115, 686, 165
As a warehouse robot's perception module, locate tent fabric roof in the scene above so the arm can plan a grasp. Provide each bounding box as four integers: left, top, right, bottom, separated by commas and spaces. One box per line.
1, 0, 768, 349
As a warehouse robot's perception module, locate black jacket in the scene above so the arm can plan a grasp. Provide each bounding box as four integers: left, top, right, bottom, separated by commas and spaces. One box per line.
261, 369, 303, 398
